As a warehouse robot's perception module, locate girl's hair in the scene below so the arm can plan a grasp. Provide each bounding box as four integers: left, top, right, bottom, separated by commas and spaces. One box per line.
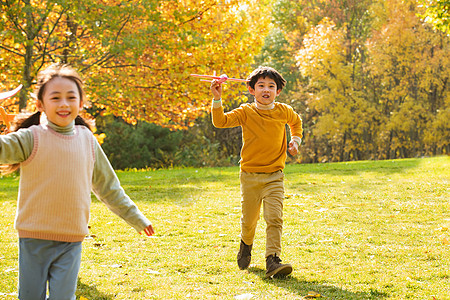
246, 66, 286, 91
1, 63, 91, 175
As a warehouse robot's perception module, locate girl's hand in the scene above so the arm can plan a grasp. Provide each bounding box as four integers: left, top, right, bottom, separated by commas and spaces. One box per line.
142, 224, 155, 236
210, 79, 222, 101
288, 140, 299, 156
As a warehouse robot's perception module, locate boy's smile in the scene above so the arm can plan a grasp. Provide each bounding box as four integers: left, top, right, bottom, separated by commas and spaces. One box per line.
248, 77, 281, 106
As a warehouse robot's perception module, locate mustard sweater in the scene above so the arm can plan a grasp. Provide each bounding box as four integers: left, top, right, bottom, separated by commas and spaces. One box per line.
212, 102, 303, 173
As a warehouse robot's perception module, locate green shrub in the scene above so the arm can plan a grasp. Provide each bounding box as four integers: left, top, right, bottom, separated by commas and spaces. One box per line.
98, 117, 183, 170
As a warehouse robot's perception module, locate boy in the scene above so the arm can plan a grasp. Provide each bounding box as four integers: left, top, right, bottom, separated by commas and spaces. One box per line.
210, 66, 303, 277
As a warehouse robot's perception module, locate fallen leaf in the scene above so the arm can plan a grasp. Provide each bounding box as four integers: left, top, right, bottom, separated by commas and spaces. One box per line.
234, 293, 253, 300
443, 237, 450, 245
4, 268, 16, 273
301, 291, 322, 299
80, 297, 89, 300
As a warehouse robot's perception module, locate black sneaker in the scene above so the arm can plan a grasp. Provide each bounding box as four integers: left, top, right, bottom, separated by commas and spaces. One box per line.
265, 254, 292, 278
237, 240, 252, 270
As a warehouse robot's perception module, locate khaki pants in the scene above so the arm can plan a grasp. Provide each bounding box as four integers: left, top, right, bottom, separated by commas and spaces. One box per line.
239, 170, 284, 258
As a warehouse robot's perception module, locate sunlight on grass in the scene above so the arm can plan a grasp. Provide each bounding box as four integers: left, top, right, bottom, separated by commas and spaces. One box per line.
1, 157, 449, 299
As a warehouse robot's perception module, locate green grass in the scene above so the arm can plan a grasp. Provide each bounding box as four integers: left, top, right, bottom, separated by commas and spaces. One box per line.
1, 156, 449, 299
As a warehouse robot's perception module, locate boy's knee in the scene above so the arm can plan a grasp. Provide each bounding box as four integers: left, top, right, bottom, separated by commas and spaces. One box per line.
264, 211, 283, 227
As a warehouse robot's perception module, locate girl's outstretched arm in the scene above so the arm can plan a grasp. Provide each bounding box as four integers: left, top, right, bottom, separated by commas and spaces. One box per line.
92, 139, 153, 233
0, 129, 33, 164
142, 224, 155, 236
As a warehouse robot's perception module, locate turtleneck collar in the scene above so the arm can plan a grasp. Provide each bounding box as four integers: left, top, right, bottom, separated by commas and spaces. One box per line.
254, 99, 275, 110
45, 119, 75, 135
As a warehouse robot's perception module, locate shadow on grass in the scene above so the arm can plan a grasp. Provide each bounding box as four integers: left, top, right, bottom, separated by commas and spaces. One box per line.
248, 267, 388, 300
76, 280, 115, 300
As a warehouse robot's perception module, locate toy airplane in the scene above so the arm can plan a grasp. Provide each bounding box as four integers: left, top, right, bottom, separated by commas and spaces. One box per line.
0, 84, 22, 101
190, 73, 248, 84
0, 84, 22, 129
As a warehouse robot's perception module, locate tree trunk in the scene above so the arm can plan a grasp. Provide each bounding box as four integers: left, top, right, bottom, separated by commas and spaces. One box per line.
20, 42, 34, 110
19, 0, 35, 110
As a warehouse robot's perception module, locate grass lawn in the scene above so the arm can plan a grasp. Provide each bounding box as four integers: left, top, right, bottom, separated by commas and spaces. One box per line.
0, 156, 449, 299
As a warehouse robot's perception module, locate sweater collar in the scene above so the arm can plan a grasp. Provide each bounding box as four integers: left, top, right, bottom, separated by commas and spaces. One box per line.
45, 119, 75, 135
254, 99, 275, 110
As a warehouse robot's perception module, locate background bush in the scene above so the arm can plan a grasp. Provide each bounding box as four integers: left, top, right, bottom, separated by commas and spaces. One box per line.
97, 114, 242, 170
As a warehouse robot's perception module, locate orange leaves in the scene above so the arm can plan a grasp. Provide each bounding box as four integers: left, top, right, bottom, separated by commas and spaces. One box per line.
87, 0, 270, 129
1, 0, 269, 129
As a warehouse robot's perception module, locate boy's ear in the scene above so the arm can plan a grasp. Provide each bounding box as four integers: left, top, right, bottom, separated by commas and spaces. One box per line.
247, 85, 255, 95
276, 89, 282, 96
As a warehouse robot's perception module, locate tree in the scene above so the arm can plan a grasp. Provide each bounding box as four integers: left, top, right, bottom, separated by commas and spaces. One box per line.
419, 0, 450, 34
0, 0, 271, 128
366, 0, 450, 157
297, 19, 377, 162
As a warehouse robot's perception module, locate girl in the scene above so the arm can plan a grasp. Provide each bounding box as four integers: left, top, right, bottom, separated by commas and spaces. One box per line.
0, 63, 154, 300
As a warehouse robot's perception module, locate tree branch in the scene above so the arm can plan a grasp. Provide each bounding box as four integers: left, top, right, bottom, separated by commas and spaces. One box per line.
0, 44, 24, 57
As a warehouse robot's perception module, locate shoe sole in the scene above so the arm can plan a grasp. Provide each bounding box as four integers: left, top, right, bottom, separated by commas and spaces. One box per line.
265, 264, 293, 278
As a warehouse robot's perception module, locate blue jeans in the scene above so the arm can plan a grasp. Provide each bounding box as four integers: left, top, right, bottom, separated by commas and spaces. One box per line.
18, 238, 82, 300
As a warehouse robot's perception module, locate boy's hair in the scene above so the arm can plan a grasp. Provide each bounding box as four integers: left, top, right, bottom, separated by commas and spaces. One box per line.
1, 63, 91, 175
246, 66, 286, 91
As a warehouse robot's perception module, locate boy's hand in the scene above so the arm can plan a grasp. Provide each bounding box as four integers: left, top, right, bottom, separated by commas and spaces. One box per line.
210, 79, 222, 101
288, 140, 299, 156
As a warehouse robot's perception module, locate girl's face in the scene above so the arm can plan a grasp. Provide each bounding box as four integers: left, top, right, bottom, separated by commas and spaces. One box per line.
247, 77, 281, 106
37, 77, 83, 127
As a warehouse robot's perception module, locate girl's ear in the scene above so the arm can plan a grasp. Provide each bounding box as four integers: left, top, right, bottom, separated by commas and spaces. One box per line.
36, 100, 44, 112
247, 85, 255, 95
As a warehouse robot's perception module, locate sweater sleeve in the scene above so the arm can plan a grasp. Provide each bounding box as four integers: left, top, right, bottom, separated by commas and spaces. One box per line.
286, 105, 303, 141
91, 139, 151, 232
211, 103, 246, 128
0, 129, 34, 164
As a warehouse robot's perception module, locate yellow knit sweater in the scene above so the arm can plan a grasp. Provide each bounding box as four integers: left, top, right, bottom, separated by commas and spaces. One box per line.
212, 102, 303, 173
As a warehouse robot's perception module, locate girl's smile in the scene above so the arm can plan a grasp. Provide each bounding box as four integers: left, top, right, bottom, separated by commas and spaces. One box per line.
37, 77, 83, 127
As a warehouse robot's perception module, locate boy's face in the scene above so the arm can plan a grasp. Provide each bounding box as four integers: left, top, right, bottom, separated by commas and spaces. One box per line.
248, 76, 281, 105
